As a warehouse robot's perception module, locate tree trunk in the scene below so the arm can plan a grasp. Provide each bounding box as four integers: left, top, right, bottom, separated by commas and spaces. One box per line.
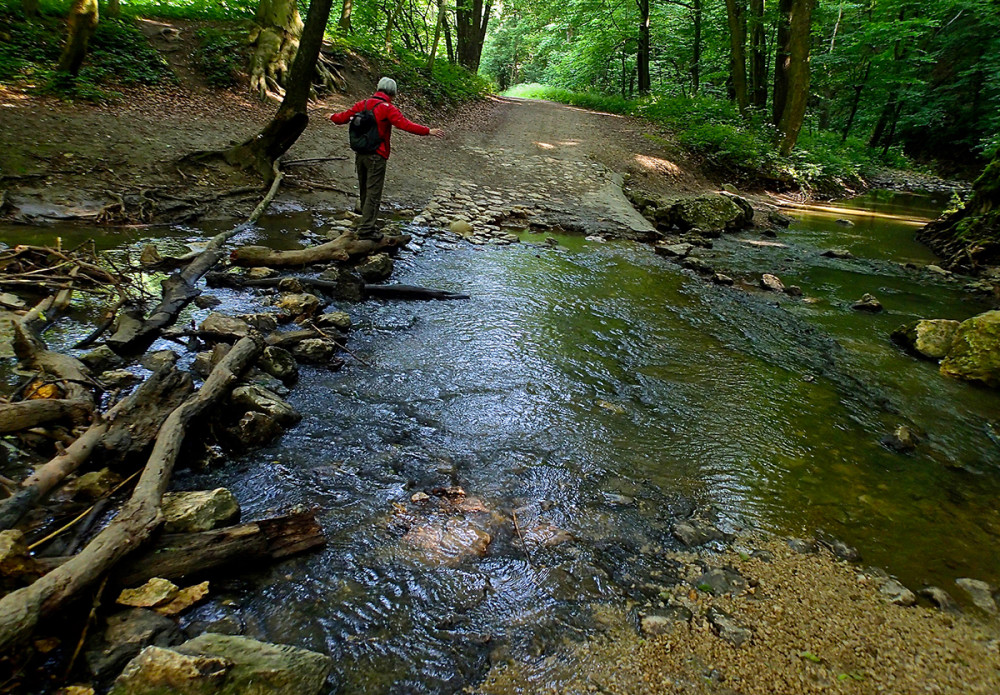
749, 0, 766, 108
840, 61, 868, 142
867, 92, 896, 148
455, 0, 492, 72
724, 0, 749, 115
22, 0, 39, 17
427, 0, 445, 72
775, 0, 814, 156
226, 0, 335, 180
690, 0, 702, 94
106, 0, 119, 18
772, 0, 791, 125
248, 0, 304, 99
57, 0, 99, 76
339, 0, 352, 32
637, 0, 650, 95
444, 11, 455, 63
917, 152, 1000, 270
231, 231, 410, 267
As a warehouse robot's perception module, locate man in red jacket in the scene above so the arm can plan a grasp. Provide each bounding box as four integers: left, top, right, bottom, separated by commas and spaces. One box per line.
329, 77, 445, 239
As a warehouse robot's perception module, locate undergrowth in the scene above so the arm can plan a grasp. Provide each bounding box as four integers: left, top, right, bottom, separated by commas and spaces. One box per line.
504, 83, 912, 191
0, 8, 173, 102
193, 24, 249, 88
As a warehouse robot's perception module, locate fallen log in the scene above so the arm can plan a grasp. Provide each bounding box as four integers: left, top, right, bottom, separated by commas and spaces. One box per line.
0, 399, 92, 434
105, 166, 283, 355
0, 367, 194, 531
32, 511, 325, 586
229, 231, 410, 267
0, 335, 263, 649
205, 272, 469, 301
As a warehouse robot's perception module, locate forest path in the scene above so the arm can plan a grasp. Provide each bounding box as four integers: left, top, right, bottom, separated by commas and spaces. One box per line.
372, 95, 711, 236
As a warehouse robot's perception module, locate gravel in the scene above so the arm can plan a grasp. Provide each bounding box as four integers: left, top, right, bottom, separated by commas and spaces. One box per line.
477, 537, 1000, 694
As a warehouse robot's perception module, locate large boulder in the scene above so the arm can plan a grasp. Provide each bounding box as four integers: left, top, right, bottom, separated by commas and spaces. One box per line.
161, 489, 240, 533
107, 634, 335, 695
198, 314, 249, 340
892, 319, 961, 360
663, 194, 753, 233
939, 310, 1000, 387
356, 253, 394, 282
257, 346, 298, 384
230, 385, 301, 426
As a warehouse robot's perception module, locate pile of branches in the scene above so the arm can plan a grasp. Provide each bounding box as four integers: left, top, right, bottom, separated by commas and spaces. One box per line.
0, 243, 129, 297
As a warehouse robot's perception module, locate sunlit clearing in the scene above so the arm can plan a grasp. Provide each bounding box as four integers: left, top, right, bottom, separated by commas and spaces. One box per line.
634, 154, 682, 176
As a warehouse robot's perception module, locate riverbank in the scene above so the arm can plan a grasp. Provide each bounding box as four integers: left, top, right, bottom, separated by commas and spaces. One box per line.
477, 534, 1000, 695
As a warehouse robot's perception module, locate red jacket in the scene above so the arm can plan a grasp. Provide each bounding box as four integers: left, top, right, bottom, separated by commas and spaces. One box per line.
330, 91, 430, 159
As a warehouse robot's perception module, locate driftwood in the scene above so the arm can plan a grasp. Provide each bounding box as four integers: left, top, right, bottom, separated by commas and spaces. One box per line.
0, 399, 91, 434
105, 166, 284, 355
0, 335, 263, 649
0, 367, 194, 531
205, 272, 470, 301
113, 511, 324, 586
32, 511, 325, 586
230, 231, 410, 267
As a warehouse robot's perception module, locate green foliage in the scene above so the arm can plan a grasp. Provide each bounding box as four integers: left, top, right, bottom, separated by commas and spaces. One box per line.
120, 0, 257, 21
194, 25, 249, 87
0, 10, 171, 102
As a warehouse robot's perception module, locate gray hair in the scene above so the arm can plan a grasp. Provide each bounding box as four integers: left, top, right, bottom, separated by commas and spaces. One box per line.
377, 77, 397, 96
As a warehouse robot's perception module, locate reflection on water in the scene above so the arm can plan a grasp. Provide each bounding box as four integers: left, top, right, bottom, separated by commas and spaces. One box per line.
3, 191, 1000, 693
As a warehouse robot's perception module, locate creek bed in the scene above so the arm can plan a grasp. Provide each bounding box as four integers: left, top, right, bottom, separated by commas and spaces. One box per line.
1, 190, 998, 693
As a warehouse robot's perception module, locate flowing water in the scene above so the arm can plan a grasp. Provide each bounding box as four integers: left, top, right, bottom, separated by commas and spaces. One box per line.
2, 190, 999, 692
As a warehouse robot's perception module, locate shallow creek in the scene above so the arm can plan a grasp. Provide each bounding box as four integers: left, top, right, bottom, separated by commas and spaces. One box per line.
2, 190, 999, 692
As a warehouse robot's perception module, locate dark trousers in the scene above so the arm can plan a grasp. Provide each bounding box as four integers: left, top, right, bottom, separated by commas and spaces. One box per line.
355, 152, 387, 237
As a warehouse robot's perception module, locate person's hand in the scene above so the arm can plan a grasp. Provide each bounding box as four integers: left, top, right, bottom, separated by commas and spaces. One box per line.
429, 128, 445, 138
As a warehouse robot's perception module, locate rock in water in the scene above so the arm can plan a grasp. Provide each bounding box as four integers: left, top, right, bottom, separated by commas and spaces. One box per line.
939, 310, 1000, 387
230, 385, 301, 426
161, 489, 240, 533
877, 578, 917, 606
955, 578, 998, 614
852, 293, 883, 313
356, 252, 394, 282
665, 194, 753, 233
672, 519, 728, 547
85, 608, 184, 680
258, 346, 298, 384
639, 606, 693, 636
891, 319, 961, 360
694, 567, 747, 595
880, 425, 920, 453
920, 586, 962, 613
199, 313, 250, 339
761, 273, 786, 293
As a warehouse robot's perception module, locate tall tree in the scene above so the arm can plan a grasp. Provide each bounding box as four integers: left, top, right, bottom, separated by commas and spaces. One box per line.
748, 0, 766, 108
456, 0, 492, 71
637, 0, 651, 94
724, 0, 748, 114
224, 0, 336, 180
57, 0, 99, 76
690, 0, 701, 93
773, 0, 814, 155
339, 0, 353, 32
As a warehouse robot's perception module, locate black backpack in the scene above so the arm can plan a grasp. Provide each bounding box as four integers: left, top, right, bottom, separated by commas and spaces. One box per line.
348, 97, 386, 154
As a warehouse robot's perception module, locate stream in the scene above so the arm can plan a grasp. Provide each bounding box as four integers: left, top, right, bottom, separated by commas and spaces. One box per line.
2, 189, 999, 693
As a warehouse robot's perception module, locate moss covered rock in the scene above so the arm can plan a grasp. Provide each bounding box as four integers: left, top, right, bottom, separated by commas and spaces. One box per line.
891, 319, 961, 360
664, 194, 753, 233
939, 310, 1000, 387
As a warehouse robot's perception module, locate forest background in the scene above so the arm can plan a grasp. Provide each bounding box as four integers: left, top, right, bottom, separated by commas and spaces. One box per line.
1, 0, 999, 191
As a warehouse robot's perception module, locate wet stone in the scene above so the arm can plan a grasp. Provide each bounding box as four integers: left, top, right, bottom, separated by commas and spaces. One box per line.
85, 608, 184, 680
239, 313, 278, 333
955, 578, 998, 614
99, 369, 141, 390
878, 577, 917, 606
852, 293, 883, 313
920, 585, 962, 613
199, 313, 249, 339
315, 311, 351, 332
356, 252, 394, 283
292, 338, 337, 364
706, 607, 752, 647
161, 488, 240, 533
230, 385, 301, 426
761, 274, 785, 293
654, 243, 693, 258
821, 248, 854, 259
276, 292, 322, 318
712, 273, 735, 286
193, 295, 222, 309
141, 350, 177, 373
881, 424, 920, 453
694, 567, 747, 595
672, 519, 728, 547
822, 538, 861, 562
109, 646, 231, 695
229, 411, 283, 449
81, 345, 125, 373
786, 538, 818, 554
257, 346, 298, 384
67, 468, 121, 502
